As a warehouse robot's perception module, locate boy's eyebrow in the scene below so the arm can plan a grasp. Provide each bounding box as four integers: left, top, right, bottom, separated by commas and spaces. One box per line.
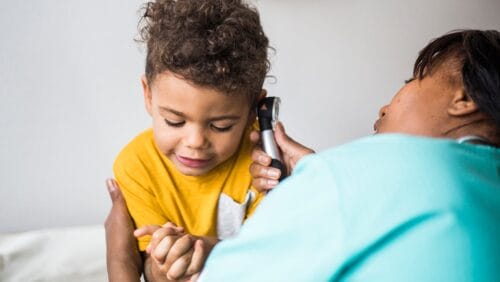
160, 106, 185, 117
209, 115, 241, 121
159, 106, 241, 121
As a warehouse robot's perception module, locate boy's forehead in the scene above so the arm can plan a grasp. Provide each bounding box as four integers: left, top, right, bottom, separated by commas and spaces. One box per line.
153, 71, 253, 102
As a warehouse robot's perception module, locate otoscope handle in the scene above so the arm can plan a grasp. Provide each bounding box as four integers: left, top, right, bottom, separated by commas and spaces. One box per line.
270, 158, 287, 181
257, 96, 287, 182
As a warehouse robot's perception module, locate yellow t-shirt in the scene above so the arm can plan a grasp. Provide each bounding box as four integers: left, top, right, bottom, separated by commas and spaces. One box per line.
113, 127, 264, 251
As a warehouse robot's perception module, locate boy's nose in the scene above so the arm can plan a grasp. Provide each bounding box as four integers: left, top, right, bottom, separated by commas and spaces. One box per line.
185, 129, 208, 149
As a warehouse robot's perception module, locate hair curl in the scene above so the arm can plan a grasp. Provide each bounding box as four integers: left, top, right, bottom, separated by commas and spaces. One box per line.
138, 0, 270, 102
414, 29, 500, 128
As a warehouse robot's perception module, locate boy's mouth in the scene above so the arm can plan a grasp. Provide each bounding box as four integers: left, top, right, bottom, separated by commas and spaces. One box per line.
176, 155, 212, 168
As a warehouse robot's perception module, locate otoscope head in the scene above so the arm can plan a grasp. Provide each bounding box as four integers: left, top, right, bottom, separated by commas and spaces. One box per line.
257, 97, 281, 130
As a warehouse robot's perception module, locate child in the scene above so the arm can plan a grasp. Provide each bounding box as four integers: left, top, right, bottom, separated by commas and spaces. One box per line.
112, 0, 270, 280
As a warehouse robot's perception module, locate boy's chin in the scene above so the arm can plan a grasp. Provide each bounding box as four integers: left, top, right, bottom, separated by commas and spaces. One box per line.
173, 162, 215, 177
179, 169, 210, 176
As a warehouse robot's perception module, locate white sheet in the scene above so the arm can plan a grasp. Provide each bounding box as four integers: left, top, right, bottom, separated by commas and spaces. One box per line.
0, 225, 107, 282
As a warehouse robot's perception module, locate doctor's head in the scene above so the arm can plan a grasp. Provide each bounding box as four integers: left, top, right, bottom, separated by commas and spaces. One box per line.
375, 29, 500, 145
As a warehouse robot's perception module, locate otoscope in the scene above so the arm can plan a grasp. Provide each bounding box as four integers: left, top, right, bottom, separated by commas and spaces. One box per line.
257, 97, 287, 181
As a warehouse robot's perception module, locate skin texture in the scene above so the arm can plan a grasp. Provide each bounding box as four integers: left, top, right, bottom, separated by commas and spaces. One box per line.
142, 71, 255, 176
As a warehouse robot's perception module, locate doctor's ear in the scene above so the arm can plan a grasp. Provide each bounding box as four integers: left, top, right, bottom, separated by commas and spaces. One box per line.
448, 89, 479, 117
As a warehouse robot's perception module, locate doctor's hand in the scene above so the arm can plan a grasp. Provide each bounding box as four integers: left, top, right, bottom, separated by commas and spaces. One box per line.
250, 122, 315, 192
104, 179, 142, 282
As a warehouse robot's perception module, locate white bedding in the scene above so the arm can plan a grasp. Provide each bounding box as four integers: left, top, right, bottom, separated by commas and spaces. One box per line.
0, 225, 107, 282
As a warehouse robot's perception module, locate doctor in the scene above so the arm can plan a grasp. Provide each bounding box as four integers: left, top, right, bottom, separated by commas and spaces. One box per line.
201, 29, 500, 281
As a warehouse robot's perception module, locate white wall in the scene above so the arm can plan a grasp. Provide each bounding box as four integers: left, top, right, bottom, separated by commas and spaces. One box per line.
1, 0, 499, 232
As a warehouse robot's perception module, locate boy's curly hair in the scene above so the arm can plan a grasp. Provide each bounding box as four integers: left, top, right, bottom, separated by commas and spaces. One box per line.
138, 0, 270, 102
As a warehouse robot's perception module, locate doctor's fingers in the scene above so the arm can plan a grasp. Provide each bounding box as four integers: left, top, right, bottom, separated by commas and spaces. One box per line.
251, 146, 272, 166
249, 129, 261, 144
251, 176, 279, 192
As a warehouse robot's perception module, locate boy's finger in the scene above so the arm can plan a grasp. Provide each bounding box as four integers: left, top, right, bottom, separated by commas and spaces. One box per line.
152, 234, 179, 264
167, 250, 193, 280
185, 239, 206, 276
134, 225, 161, 238
164, 234, 195, 272
150, 227, 180, 250
149, 227, 184, 258
162, 222, 185, 233
189, 273, 200, 282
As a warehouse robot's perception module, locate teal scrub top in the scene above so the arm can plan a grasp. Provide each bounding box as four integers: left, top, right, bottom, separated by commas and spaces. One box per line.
200, 134, 500, 282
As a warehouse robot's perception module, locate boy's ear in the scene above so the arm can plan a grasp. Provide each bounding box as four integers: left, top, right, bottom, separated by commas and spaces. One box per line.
251, 89, 267, 114
447, 89, 479, 117
141, 75, 153, 116
247, 89, 267, 125
258, 89, 267, 101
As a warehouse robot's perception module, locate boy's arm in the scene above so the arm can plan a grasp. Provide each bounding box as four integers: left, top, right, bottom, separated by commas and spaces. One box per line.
105, 179, 143, 282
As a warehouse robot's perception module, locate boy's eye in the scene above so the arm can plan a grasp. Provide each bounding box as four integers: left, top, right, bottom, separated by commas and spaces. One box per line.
211, 124, 233, 132
165, 119, 185, 127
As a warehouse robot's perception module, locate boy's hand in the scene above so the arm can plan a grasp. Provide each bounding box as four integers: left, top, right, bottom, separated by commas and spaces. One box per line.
104, 179, 143, 282
135, 223, 213, 281
250, 122, 315, 191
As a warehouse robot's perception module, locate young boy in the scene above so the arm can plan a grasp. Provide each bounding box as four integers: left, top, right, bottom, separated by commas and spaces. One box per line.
110, 0, 270, 280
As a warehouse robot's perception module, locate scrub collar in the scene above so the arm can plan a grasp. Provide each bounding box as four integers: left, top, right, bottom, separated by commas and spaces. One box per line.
457, 135, 497, 147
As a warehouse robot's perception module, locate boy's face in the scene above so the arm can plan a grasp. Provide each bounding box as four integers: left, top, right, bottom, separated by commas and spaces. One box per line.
374, 69, 457, 136
142, 72, 253, 176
